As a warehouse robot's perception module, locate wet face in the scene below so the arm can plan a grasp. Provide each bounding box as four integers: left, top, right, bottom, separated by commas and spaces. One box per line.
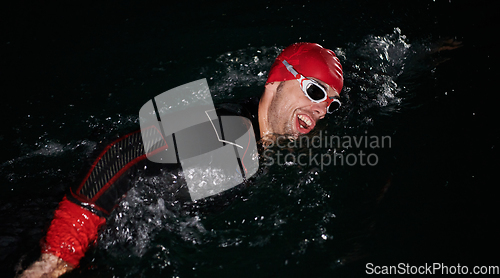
265, 78, 339, 137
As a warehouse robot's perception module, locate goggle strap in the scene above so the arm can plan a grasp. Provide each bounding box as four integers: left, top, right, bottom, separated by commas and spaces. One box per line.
282, 60, 299, 78
325, 97, 334, 107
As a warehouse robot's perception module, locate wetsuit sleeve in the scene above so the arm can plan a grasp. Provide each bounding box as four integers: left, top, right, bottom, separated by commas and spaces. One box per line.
42, 127, 169, 266
41, 196, 106, 266
69, 128, 168, 216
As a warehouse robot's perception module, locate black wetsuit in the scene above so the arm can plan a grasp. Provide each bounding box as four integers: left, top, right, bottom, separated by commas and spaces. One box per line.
67, 97, 261, 218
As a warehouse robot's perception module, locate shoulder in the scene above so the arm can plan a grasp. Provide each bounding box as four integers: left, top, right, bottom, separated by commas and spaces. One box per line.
215, 97, 260, 138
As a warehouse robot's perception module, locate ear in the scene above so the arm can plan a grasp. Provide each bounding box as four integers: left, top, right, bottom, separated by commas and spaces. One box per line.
261, 82, 279, 109
264, 82, 280, 94
262, 82, 281, 101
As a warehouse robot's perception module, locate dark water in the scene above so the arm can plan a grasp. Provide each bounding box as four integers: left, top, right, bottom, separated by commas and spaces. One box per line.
1, 1, 497, 277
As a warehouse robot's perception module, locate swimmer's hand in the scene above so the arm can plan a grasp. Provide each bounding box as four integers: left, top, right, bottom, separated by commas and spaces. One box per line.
16, 253, 74, 278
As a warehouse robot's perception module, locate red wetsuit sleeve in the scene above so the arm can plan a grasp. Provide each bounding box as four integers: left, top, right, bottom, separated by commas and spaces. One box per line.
41, 196, 106, 267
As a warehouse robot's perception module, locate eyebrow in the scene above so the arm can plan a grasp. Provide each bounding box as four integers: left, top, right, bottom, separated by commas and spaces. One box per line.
309, 77, 326, 89
316, 80, 327, 91
311, 78, 336, 96
317, 79, 340, 97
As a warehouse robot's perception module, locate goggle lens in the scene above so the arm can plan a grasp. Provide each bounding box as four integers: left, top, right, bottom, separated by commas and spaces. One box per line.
306, 82, 341, 114
306, 84, 326, 101
327, 98, 341, 113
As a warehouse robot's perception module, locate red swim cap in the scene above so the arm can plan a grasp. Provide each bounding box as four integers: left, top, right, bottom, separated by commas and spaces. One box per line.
266, 42, 344, 94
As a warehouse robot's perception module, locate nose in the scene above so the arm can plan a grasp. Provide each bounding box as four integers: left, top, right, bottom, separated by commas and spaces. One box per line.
311, 101, 328, 117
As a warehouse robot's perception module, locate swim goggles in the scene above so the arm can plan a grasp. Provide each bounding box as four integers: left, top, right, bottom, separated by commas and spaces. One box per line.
282, 60, 341, 114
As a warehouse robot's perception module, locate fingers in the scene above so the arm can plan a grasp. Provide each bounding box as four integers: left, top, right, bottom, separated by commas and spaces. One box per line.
16, 254, 73, 278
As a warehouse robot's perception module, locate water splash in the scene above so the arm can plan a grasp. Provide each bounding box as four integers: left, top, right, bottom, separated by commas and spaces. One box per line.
202, 29, 421, 129
335, 28, 420, 127
91, 30, 428, 276
0, 140, 96, 186
202, 46, 282, 100
98, 168, 207, 258
5, 29, 436, 277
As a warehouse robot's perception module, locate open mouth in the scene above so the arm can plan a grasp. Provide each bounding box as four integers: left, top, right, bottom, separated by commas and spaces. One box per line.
296, 113, 315, 134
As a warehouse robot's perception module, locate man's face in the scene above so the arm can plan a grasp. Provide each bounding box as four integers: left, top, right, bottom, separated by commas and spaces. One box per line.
266, 78, 340, 137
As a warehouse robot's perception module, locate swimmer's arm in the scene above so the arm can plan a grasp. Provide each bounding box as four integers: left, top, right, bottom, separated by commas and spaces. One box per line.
19, 129, 156, 277
18, 196, 106, 277
17, 253, 73, 278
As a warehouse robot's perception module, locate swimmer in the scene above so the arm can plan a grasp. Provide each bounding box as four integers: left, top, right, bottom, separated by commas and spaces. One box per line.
17, 42, 344, 278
